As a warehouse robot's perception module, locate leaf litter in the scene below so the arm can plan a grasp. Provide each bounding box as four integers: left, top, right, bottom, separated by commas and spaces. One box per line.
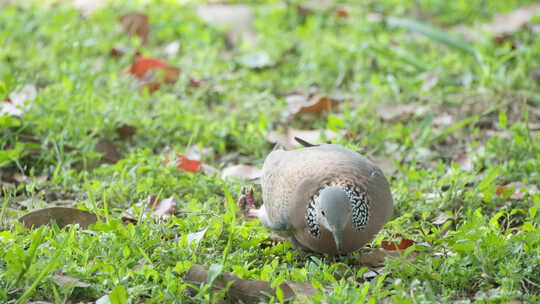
0, 84, 37, 117
186, 264, 316, 304
19, 207, 98, 229
119, 12, 150, 45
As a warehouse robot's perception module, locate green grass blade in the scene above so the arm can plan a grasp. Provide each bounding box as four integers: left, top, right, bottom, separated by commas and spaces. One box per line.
386, 17, 476, 56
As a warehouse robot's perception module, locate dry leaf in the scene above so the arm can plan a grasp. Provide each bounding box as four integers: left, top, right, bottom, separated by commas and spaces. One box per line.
335, 8, 349, 18
432, 213, 453, 225
115, 124, 136, 141
376, 104, 426, 122
185, 146, 213, 161
421, 73, 438, 91
452, 152, 473, 171
95, 138, 122, 164
52, 273, 91, 288
128, 57, 180, 92
13, 174, 48, 184
19, 207, 97, 229
221, 165, 262, 180
119, 12, 149, 44
176, 154, 201, 173
151, 196, 176, 218
196, 5, 256, 47
432, 113, 454, 127
163, 41, 180, 58
186, 227, 208, 246
381, 234, 414, 251
139, 81, 161, 93
358, 248, 402, 267
454, 4, 540, 41
189, 78, 206, 88
496, 182, 534, 200
201, 164, 219, 174
128, 57, 166, 78
110, 47, 125, 57
285, 93, 340, 116
1, 84, 37, 117
186, 264, 316, 304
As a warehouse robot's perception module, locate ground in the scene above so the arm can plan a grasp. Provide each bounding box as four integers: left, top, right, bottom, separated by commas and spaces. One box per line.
1, 0, 540, 303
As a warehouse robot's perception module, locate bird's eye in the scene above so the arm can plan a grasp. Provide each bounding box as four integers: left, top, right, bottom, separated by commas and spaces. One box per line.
321, 211, 326, 216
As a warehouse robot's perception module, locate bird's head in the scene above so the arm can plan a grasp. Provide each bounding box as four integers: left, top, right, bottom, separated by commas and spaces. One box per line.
317, 186, 351, 253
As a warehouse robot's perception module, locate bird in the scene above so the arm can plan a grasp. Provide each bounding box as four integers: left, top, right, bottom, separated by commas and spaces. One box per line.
249, 138, 393, 255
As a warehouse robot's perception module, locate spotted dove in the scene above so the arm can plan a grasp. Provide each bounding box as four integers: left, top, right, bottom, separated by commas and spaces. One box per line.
249, 140, 393, 255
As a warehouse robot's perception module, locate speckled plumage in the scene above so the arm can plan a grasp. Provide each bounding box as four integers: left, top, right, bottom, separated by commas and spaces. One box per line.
256, 143, 393, 255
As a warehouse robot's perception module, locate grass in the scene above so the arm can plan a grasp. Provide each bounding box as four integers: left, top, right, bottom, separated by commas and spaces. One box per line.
1, 0, 540, 303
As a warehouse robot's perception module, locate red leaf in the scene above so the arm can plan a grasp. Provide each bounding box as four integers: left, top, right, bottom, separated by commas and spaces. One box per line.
381, 234, 414, 251
176, 154, 201, 173
128, 57, 167, 78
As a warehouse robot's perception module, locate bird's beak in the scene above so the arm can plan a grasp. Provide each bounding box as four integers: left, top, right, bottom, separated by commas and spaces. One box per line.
331, 229, 342, 254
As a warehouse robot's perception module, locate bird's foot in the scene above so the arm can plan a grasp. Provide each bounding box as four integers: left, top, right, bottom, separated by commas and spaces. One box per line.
237, 187, 256, 218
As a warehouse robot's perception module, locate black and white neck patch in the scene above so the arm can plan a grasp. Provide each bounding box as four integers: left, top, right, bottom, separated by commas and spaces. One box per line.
306, 196, 321, 238
305, 182, 370, 238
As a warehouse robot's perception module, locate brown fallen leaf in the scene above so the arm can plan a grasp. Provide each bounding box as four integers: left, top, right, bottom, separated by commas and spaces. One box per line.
221, 165, 262, 180
358, 246, 417, 268
119, 12, 149, 44
335, 8, 349, 19
110, 47, 125, 58
381, 234, 414, 251
284, 93, 340, 116
376, 103, 427, 122
265, 128, 342, 149
358, 248, 402, 267
95, 137, 122, 164
52, 273, 91, 288
19, 207, 98, 229
186, 264, 316, 304
115, 124, 137, 141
